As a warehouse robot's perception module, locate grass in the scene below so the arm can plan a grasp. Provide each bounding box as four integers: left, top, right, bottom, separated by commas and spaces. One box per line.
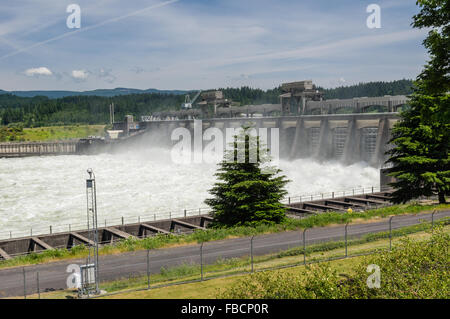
18, 125, 106, 142
1, 202, 448, 270
17, 222, 448, 299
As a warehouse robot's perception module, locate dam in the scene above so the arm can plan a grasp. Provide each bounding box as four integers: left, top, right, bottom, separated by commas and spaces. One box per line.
112, 81, 407, 167
118, 112, 399, 167
0, 81, 407, 167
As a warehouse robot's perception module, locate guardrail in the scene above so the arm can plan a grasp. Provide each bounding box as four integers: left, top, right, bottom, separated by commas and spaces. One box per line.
281, 185, 392, 205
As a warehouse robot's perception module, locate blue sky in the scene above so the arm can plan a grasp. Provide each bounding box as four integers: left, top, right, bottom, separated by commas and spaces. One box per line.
0, 0, 428, 91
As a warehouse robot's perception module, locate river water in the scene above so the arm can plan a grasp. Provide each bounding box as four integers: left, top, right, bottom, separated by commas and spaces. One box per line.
0, 148, 378, 237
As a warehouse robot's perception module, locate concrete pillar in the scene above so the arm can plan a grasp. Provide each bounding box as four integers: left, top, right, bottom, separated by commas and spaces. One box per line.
289, 118, 307, 159
317, 119, 332, 159
300, 96, 306, 115
342, 119, 357, 164
372, 118, 390, 167
388, 101, 393, 113
278, 119, 290, 158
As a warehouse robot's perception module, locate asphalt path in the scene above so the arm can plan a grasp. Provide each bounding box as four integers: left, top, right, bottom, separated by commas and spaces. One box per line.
0, 210, 447, 298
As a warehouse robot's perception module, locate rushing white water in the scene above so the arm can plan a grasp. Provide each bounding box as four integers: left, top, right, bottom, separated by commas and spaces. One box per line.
0, 148, 379, 237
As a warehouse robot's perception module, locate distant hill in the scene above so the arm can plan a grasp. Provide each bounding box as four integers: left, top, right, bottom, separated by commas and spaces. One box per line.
0, 87, 188, 99
320, 79, 414, 100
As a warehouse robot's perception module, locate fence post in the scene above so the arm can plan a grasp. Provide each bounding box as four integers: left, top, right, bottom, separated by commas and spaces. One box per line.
332, 192, 334, 199
431, 210, 437, 246
372, 186, 374, 194
184, 209, 187, 219
50, 226, 52, 234
288, 197, 291, 205
345, 223, 349, 257
200, 242, 204, 281
122, 217, 124, 225
389, 216, 394, 251
37, 272, 40, 299
431, 210, 436, 235
147, 249, 150, 289
250, 236, 254, 273
303, 229, 307, 265
23, 268, 26, 299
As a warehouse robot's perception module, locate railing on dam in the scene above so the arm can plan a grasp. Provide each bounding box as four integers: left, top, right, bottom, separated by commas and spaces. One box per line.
148, 95, 409, 120
0, 141, 78, 158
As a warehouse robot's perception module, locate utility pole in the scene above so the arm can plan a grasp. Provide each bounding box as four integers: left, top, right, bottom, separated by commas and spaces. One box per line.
109, 104, 112, 125
109, 103, 115, 125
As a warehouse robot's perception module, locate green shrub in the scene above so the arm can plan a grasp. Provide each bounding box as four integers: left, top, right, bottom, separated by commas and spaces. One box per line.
218, 228, 450, 299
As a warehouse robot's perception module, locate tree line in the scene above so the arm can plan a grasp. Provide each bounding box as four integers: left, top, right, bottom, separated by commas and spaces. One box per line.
0, 79, 413, 127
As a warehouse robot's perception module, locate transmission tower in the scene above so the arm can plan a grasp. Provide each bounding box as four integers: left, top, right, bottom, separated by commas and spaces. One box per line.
81, 169, 100, 296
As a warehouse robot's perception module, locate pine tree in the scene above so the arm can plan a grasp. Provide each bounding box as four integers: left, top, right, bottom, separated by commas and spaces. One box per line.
386, 0, 450, 204
205, 125, 290, 227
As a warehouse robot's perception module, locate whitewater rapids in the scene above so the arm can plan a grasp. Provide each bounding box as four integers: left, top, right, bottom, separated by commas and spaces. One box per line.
0, 148, 378, 237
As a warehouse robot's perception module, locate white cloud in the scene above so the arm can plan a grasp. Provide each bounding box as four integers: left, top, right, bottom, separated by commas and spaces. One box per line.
24, 67, 53, 77
71, 69, 89, 80
97, 68, 116, 83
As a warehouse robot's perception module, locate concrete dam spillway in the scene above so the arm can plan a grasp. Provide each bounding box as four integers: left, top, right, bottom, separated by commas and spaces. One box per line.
129, 112, 399, 167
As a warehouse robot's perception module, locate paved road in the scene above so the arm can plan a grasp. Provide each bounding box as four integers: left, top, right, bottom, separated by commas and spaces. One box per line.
0, 210, 447, 298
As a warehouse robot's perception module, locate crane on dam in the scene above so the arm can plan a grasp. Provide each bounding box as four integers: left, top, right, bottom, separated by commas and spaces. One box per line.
182, 90, 202, 109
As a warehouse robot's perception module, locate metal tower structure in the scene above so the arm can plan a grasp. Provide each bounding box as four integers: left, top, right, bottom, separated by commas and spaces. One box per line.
80, 169, 100, 296
182, 90, 202, 109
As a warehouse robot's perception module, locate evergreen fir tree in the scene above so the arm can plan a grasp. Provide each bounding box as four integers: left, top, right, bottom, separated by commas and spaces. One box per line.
386, 0, 449, 204
205, 125, 290, 227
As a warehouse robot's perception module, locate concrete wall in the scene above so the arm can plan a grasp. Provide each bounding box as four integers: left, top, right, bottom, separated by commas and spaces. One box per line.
138, 113, 399, 167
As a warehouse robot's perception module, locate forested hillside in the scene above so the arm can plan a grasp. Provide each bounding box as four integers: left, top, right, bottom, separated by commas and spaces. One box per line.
320, 79, 414, 99
0, 79, 413, 127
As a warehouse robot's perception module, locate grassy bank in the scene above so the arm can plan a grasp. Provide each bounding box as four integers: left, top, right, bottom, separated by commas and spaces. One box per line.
16, 223, 449, 299
22, 125, 106, 141
0, 202, 448, 270
0, 124, 106, 142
